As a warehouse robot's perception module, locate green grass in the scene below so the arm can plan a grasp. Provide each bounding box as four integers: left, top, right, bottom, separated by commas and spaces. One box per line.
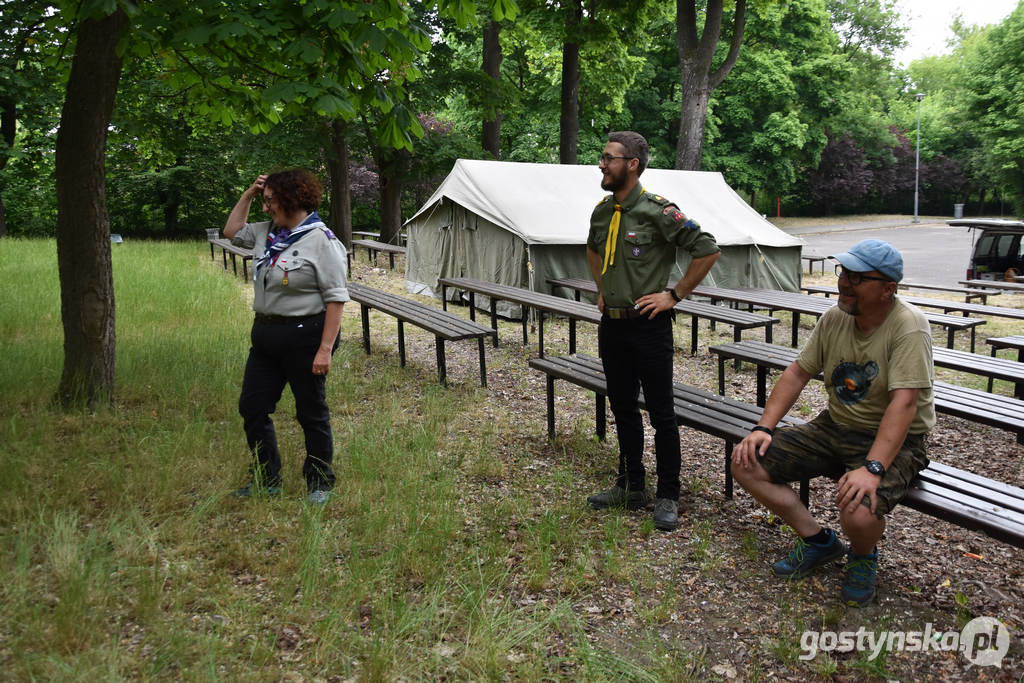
2, 238, 1021, 680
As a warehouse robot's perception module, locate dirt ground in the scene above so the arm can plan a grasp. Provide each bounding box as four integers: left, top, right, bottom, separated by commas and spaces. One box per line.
349, 263, 1024, 680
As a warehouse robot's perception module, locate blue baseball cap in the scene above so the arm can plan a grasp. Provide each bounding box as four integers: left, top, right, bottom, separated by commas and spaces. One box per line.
831, 239, 903, 282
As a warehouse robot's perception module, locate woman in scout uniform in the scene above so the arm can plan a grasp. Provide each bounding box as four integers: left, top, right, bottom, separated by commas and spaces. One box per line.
223, 169, 350, 505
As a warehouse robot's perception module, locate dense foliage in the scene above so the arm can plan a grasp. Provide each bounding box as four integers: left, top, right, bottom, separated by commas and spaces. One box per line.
2, 0, 1022, 241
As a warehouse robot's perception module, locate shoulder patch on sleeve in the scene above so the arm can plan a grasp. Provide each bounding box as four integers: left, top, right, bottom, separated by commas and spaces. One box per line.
663, 204, 688, 223
596, 195, 612, 207
320, 226, 339, 240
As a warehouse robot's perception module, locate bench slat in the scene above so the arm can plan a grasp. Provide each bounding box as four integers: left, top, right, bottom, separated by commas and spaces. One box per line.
531, 352, 1024, 549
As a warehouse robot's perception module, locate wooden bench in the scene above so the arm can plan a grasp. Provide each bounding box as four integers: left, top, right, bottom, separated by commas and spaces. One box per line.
347, 283, 496, 387
439, 276, 602, 357
530, 353, 1024, 548
546, 276, 780, 357
208, 237, 254, 280
802, 285, 1024, 325
801, 253, 828, 275
351, 239, 407, 270
694, 285, 986, 352
961, 279, 1024, 293
709, 339, 1024, 444
900, 281, 1000, 304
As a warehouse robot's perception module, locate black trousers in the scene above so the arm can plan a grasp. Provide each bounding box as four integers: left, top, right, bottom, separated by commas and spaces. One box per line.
239, 312, 338, 491
598, 312, 681, 501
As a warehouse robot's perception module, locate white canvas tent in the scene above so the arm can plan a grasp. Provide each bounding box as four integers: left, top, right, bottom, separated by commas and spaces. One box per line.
405, 159, 802, 312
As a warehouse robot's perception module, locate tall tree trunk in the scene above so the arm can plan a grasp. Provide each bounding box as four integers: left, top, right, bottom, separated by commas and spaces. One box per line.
481, 20, 502, 159
559, 0, 583, 165
327, 120, 352, 248
559, 43, 580, 164
379, 173, 404, 245
54, 9, 128, 409
0, 93, 14, 238
674, 0, 746, 170
377, 148, 409, 245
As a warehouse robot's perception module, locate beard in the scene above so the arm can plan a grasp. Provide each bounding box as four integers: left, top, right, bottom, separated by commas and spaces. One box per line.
601, 167, 627, 193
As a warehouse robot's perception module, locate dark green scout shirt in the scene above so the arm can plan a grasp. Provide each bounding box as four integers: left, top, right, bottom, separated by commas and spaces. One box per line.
587, 183, 720, 308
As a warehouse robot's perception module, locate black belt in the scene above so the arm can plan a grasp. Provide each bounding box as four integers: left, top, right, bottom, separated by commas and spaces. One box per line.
254, 311, 324, 325
603, 306, 649, 320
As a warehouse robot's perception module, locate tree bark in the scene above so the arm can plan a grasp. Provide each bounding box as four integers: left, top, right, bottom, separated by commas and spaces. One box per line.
0, 93, 14, 238
481, 20, 502, 159
674, 0, 746, 170
559, 0, 583, 165
327, 120, 352, 248
54, 8, 128, 409
379, 171, 404, 245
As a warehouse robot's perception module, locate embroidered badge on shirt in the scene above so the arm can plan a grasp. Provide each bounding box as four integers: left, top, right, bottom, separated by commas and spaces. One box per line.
632, 246, 641, 257
663, 205, 686, 222
627, 231, 637, 239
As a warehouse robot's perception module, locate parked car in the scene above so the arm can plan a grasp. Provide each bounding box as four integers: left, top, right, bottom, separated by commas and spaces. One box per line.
949, 218, 1024, 281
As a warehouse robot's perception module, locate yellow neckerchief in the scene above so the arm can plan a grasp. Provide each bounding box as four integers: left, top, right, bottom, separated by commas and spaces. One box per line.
601, 186, 643, 275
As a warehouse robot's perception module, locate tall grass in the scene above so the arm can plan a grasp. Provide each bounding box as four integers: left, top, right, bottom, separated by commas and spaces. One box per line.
2, 239, 716, 680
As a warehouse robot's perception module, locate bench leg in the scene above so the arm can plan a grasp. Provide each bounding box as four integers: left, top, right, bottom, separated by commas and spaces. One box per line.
360, 305, 371, 354
538, 310, 545, 358
756, 367, 768, 407
791, 312, 800, 347
732, 327, 742, 370
230, 253, 238, 275
468, 292, 476, 321
569, 320, 577, 354
242, 259, 249, 281
388, 252, 395, 270
398, 320, 406, 367
545, 375, 555, 439
221, 249, 229, 270
209, 243, 215, 260
717, 356, 726, 396
989, 346, 996, 392
690, 314, 698, 355
441, 284, 448, 311
765, 322, 773, 345
436, 337, 447, 387
945, 326, 953, 349
346, 252, 351, 273
477, 337, 487, 388
724, 442, 734, 499
490, 300, 499, 346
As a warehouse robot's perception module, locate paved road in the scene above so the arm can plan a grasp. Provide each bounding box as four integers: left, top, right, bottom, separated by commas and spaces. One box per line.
784, 219, 978, 287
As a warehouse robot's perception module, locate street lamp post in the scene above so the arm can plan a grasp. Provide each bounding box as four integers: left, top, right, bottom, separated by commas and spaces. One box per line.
913, 92, 924, 224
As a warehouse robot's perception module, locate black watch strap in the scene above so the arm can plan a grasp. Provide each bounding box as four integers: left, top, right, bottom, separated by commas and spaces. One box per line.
750, 425, 774, 436
664, 287, 681, 302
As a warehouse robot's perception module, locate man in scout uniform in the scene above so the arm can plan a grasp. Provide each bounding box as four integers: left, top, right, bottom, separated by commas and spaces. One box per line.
731, 239, 934, 606
586, 131, 720, 531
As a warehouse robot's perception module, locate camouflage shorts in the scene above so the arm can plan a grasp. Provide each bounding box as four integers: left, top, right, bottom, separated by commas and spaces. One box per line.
760, 410, 929, 518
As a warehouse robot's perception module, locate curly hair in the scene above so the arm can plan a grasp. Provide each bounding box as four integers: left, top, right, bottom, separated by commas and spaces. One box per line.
264, 169, 322, 215
607, 131, 650, 176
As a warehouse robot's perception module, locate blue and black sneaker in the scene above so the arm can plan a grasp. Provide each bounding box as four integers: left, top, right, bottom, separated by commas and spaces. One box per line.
772, 528, 847, 579
233, 481, 282, 498
842, 548, 878, 607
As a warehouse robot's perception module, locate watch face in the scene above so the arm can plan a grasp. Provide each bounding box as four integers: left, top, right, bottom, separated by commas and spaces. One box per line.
866, 460, 885, 476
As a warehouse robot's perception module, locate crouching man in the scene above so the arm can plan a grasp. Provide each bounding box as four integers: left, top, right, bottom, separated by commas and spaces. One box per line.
731, 239, 934, 606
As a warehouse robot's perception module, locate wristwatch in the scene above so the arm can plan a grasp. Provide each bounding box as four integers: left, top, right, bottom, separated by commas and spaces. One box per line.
664, 287, 681, 302
864, 460, 886, 477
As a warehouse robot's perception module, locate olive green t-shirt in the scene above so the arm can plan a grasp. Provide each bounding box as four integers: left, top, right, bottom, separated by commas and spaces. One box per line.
797, 298, 936, 434
587, 183, 720, 307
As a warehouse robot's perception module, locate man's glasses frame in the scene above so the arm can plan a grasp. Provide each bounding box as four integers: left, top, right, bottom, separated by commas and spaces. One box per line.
834, 264, 891, 285
599, 154, 634, 165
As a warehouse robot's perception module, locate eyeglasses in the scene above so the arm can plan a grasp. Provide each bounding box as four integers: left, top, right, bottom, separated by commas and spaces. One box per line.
834, 264, 890, 285
599, 154, 634, 165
